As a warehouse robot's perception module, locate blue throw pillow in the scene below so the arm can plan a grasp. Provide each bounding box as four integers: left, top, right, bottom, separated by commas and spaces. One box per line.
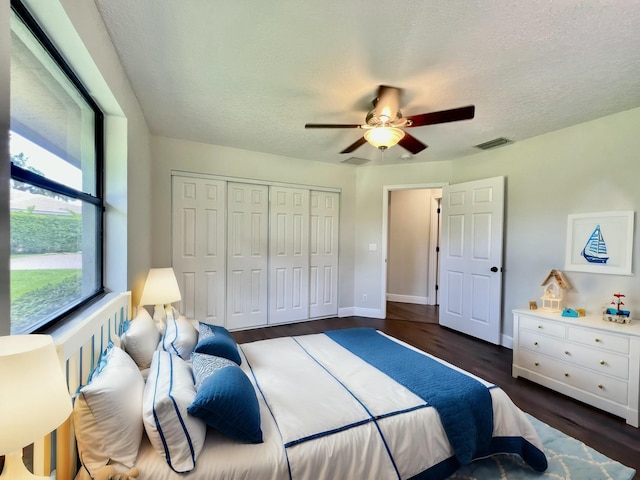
191, 352, 237, 390
187, 365, 263, 444
194, 322, 242, 365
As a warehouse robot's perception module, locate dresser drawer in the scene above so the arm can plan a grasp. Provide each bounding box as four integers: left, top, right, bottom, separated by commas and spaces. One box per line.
519, 330, 563, 357
519, 315, 566, 338
556, 363, 628, 405
519, 331, 629, 379
568, 328, 630, 354
560, 343, 629, 379
517, 348, 554, 373
517, 350, 628, 405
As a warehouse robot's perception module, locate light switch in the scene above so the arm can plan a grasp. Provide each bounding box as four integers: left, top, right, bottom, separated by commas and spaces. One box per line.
368, 243, 377, 252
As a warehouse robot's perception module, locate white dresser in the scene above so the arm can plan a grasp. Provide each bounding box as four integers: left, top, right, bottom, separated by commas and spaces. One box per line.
512, 309, 640, 427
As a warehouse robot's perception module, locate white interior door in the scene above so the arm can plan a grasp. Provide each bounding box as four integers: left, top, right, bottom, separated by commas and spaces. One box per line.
172, 176, 226, 325
226, 182, 269, 329
439, 176, 504, 344
269, 186, 309, 324
309, 191, 339, 318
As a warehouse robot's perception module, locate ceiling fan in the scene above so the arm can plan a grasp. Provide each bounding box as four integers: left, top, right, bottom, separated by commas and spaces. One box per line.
305, 85, 475, 155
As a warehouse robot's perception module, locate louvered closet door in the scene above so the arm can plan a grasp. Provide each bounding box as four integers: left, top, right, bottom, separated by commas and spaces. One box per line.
226, 183, 269, 329
269, 186, 310, 324
172, 176, 226, 325
309, 191, 339, 318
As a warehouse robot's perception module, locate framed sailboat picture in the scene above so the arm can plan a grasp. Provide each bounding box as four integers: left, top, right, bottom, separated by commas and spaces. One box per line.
564, 211, 634, 275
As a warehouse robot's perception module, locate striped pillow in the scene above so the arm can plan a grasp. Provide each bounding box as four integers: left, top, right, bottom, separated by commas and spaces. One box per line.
142, 350, 206, 473
160, 307, 198, 360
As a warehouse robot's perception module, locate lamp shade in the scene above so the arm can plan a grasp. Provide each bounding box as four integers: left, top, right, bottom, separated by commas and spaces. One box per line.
364, 127, 405, 150
139, 267, 182, 306
0, 335, 72, 455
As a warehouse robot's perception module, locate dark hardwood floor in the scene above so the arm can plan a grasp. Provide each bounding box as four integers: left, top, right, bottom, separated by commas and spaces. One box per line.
233, 302, 640, 477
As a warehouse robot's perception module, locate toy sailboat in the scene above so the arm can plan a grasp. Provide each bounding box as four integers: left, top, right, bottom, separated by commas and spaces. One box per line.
581, 225, 609, 264
606, 293, 630, 317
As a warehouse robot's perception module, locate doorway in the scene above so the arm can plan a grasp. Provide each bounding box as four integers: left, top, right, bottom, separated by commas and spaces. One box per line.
382, 183, 445, 319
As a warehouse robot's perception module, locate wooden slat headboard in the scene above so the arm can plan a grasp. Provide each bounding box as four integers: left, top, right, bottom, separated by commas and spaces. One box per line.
34, 292, 131, 480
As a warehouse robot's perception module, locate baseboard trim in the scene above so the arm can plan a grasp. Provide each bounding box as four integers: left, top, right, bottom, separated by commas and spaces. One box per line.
338, 307, 355, 318
386, 294, 429, 305
352, 307, 384, 319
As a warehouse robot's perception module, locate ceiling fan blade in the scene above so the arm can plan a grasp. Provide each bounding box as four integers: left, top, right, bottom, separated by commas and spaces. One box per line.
375, 85, 401, 122
398, 132, 428, 154
405, 105, 475, 127
340, 136, 368, 154
305, 123, 362, 129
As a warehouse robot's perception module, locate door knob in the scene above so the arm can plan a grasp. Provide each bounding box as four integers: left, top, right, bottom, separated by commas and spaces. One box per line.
490, 266, 499, 272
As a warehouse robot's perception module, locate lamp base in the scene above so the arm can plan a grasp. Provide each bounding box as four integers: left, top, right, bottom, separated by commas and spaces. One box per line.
152, 304, 168, 334
0, 451, 51, 480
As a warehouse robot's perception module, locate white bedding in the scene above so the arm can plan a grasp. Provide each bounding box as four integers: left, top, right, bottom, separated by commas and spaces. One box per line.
78, 331, 544, 480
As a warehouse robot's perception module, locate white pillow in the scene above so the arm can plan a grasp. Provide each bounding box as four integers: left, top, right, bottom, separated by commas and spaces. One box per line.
121, 306, 160, 369
73, 344, 144, 477
143, 350, 206, 473
160, 307, 198, 360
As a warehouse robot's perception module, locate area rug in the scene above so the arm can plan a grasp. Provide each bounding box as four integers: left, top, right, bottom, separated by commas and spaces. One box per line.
450, 414, 636, 480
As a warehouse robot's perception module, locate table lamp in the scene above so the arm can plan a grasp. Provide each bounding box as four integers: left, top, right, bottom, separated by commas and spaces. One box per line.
139, 267, 182, 334
0, 334, 72, 480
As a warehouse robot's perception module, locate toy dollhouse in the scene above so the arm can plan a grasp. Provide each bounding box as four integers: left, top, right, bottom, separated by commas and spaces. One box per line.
540, 269, 571, 312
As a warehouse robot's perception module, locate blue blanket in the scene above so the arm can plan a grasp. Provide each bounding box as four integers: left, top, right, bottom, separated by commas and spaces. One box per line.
325, 328, 493, 465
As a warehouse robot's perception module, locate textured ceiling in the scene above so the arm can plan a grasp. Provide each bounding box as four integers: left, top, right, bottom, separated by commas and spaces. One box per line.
93, 0, 640, 166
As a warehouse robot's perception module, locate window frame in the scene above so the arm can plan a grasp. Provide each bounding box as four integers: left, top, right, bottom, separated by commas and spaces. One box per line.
10, 0, 105, 333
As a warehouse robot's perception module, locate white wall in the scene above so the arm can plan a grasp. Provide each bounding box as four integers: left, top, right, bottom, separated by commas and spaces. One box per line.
387, 189, 433, 303
354, 107, 640, 342
0, 0, 10, 336
150, 136, 357, 311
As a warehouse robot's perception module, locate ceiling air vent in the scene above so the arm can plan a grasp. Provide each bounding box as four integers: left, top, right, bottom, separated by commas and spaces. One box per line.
474, 137, 513, 150
341, 156, 370, 165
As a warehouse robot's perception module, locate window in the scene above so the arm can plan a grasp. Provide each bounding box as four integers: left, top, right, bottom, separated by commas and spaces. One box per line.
10, 0, 104, 334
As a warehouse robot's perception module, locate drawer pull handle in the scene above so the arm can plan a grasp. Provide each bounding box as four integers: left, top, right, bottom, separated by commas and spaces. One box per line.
537, 325, 543, 329
598, 384, 604, 389
534, 362, 539, 366
595, 338, 600, 343
564, 373, 569, 377
600, 360, 605, 365
534, 341, 538, 346
564, 350, 570, 355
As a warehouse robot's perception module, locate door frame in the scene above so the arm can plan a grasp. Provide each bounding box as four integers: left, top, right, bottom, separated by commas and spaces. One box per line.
427, 195, 442, 306
380, 182, 447, 319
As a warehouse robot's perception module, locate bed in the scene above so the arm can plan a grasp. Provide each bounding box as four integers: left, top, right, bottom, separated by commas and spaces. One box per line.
44, 292, 547, 480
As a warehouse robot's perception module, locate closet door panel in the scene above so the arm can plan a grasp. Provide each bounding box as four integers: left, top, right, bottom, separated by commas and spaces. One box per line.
172, 176, 226, 325
173, 174, 339, 330
309, 191, 339, 318
269, 186, 310, 324
226, 183, 269, 329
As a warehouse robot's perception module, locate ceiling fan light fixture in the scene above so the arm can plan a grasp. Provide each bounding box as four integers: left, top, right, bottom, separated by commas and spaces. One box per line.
364, 127, 405, 150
